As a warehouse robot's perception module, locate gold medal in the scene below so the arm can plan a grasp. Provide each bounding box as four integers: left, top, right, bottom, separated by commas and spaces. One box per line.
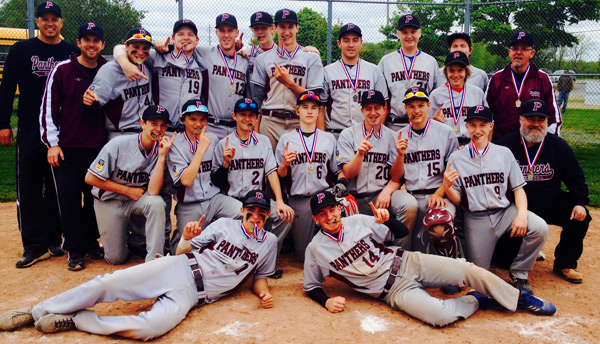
353, 94, 358, 103
454, 127, 459, 134
527, 171, 534, 181
135, 58, 143, 65
230, 85, 235, 94
308, 165, 314, 174
515, 99, 521, 108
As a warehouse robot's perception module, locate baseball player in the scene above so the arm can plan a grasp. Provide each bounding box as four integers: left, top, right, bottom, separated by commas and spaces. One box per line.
84, 105, 175, 265
113, 19, 204, 128
441, 106, 549, 293
429, 52, 487, 146
378, 14, 442, 131
321, 23, 388, 138
39, 23, 108, 271
167, 99, 242, 254
396, 87, 459, 253
303, 191, 556, 327
0, 190, 277, 340
251, 8, 325, 149
83, 28, 154, 140
211, 98, 294, 274
275, 91, 343, 262
337, 90, 417, 249
445, 32, 489, 92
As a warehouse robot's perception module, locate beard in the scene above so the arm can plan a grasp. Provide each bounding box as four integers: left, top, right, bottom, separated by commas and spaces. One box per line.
520, 125, 547, 144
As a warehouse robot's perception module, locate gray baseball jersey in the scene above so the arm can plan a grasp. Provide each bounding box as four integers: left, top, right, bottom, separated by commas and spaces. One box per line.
378, 50, 442, 119
88, 60, 152, 131
275, 129, 340, 196
303, 214, 398, 298
399, 119, 459, 191
87, 134, 159, 201
212, 131, 277, 199
337, 123, 398, 194
321, 59, 388, 131
195, 45, 248, 119
167, 131, 220, 203
190, 217, 277, 302
247, 43, 275, 87
428, 83, 487, 140
448, 142, 526, 212
251, 45, 324, 112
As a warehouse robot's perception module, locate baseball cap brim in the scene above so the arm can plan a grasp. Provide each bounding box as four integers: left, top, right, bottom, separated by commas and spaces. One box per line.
402, 95, 429, 104
522, 112, 549, 118
125, 38, 154, 46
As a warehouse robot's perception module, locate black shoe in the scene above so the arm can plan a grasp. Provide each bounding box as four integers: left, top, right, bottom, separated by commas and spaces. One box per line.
87, 243, 104, 260
16, 252, 51, 268
268, 268, 284, 279
48, 245, 65, 257
509, 273, 533, 293
67, 252, 85, 271
128, 244, 147, 258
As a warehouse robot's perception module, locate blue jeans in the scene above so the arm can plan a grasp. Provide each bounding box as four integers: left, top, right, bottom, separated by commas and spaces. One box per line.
557, 91, 570, 112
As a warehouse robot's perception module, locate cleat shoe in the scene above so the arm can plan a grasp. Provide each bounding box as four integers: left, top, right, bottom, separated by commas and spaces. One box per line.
48, 245, 65, 257
553, 267, 582, 284
536, 251, 546, 261
0, 307, 33, 330
518, 292, 556, 316
87, 244, 104, 260
268, 267, 283, 279
467, 291, 501, 311
35, 313, 76, 333
509, 273, 533, 293
128, 243, 147, 258
16, 251, 51, 268
67, 252, 85, 271
441, 285, 461, 295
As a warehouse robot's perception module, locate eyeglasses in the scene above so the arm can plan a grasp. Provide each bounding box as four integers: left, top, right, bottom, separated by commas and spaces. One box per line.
509, 47, 533, 52
185, 104, 208, 113
405, 91, 427, 99
237, 102, 257, 109
129, 33, 152, 42
299, 93, 321, 101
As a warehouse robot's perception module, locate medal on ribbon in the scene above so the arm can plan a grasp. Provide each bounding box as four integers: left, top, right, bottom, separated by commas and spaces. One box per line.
521, 135, 545, 182
217, 45, 237, 94
298, 129, 318, 175
511, 65, 530, 108
446, 83, 466, 128
340, 59, 361, 93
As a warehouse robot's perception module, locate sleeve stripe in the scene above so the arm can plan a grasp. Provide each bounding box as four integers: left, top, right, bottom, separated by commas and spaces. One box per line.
39, 59, 71, 148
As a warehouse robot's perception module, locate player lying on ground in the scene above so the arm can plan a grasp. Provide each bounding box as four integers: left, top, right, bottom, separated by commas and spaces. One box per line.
303, 191, 556, 327
0, 190, 277, 340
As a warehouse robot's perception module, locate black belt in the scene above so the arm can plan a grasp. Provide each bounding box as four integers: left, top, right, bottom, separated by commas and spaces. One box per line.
379, 249, 404, 299
167, 126, 184, 133
407, 188, 438, 195
262, 109, 296, 120
327, 128, 343, 134
109, 128, 141, 133
185, 252, 206, 303
208, 117, 237, 127
352, 191, 380, 198
386, 115, 408, 124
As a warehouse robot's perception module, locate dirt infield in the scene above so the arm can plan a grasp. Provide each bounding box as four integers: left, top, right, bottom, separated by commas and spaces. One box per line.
0, 202, 598, 343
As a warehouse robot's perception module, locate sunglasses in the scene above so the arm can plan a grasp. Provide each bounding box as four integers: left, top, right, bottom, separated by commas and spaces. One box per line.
299, 93, 321, 102
237, 102, 257, 109
405, 91, 427, 99
185, 104, 208, 113
130, 33, 152, 42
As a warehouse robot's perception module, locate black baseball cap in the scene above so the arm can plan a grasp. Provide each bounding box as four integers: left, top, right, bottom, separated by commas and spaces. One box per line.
444, 51, 469, 67
397, 14, 420, 30
403, 87, 429, 104
275, 9, 298, 25
466, 105, 493, 122
37, 1, 61, 18
216, 13, 238, 29
142, 105, 171, 124
447, 32, 472, 47
181, 99, 210, 118
78, 23, 104, 40
250, 11, 274, 27
361, 90, 386, 107
510, 31, 534, 47
242, 190, 270, 210
125, 28, 154, 46
310, 191, 340, 215
234, 98, 259, 114
338, 23, 362, 39
521, 99, 549, 118
173, 19, 198, 35
297, 90, 322, 106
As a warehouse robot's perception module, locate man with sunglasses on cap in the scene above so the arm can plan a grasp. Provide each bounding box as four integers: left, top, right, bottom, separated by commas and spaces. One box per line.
445, 32, 488, 92
84, 28, 154, 141
0, 190, 277, 340
167, 99, 242, 254
0, 1, 77, 268
251, 8, 325, 149
84, 105, 175, 265
321, 23, 388, 139
303, 190, 556, 327
39, 22, 107, 271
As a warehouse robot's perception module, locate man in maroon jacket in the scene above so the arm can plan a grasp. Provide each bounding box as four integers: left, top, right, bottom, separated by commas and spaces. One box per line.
486, 31, 561, 141
39, 23, 107, 271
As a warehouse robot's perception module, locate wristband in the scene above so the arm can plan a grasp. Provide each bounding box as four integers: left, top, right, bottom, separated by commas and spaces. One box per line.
337, 178, 349, 187
178, 236, 191, 251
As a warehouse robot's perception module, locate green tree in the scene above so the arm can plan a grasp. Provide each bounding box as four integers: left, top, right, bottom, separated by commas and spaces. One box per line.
296, 7, 340, 65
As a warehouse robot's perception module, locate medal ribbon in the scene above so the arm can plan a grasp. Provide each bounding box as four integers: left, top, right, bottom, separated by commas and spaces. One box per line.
521, 136, 545, 173
407, 118, 431, 138
241, 223, 267, 242
183, 131, 198, 153
217, 45, 237, 86
235, 130, 258, 147
340, 59, 361, 93
510, 65, 530, 101
362, 122, 382, 139
446, 83, 466, 126
137, 133, 158, 158
468, 140, 490, 159
276, 44, 300, 59
138, 63, 146, 76
170, 49, 194, 65
398, 49, 418, 81
321, 223, 344, 242
298, 129, 318, 164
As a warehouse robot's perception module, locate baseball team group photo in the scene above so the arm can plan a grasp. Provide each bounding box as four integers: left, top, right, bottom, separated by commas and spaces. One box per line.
0, 0, 599, 342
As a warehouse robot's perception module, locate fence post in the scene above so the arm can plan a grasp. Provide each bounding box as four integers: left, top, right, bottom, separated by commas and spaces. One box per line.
27, 0, 34, 38
327, 0, 332, 64
464, 0, 472, 33
178, 0, 183, 20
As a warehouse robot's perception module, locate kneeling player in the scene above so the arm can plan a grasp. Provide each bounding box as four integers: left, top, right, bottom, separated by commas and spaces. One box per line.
303, 191, 556, 328
0, 190, 276, 340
